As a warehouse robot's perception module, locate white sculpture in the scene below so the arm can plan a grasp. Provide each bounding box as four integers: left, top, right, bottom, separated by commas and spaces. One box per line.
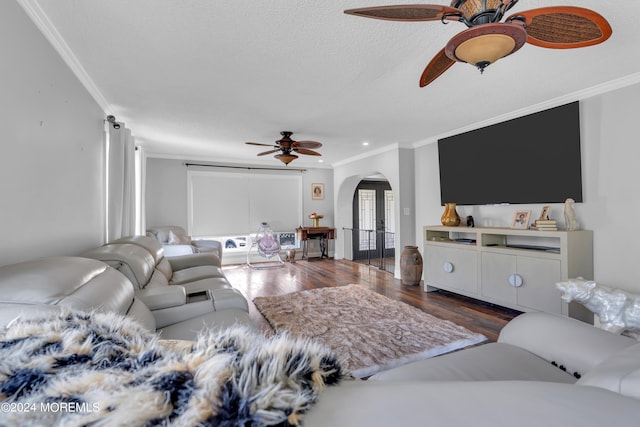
556, 278, 640, 338
563, 198, 580, 231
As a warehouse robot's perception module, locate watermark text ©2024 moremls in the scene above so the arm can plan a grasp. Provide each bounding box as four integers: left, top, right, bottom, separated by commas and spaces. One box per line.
1, 401, 101, 414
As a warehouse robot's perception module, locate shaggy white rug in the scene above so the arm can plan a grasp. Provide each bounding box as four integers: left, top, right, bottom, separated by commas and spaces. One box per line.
0, 310, 346, 426
254, 284, 487, 378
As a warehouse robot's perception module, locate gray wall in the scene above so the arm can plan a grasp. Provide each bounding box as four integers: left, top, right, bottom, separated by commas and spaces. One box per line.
414, 82, 640, 293
0, 1, 105, 266
145, 158, 334, 233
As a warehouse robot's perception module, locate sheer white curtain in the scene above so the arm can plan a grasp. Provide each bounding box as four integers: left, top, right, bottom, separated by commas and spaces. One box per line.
106, 121, 136, 241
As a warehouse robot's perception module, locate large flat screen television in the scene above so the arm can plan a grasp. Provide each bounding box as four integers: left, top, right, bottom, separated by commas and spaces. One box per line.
438, 101, 583, 206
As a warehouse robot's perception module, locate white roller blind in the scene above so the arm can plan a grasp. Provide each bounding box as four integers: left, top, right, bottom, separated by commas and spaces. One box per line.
188, 170, 302, 236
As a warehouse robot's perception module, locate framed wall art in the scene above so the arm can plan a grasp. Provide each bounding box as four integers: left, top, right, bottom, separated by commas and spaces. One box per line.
311, 183, 324, 200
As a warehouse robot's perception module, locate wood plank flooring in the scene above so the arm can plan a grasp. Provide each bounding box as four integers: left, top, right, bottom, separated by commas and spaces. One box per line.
223, 259, 521, 342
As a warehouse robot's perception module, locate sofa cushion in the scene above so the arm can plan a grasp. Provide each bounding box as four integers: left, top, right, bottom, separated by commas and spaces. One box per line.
209, 288, 250, 311
0, 256, 135, 316
498, 312, 636, 378
0, 257, 144, 329
113, 235, 164, 264
156, 258, 174, 280
158, 308, 255, 340
577, 342, 640, 399
170, 265, 226, 285
82, 244, 156, 290
182, 277, 234, 293
304, 380, 640, 427
145, 269, 171, 289
369, 342, 576, 383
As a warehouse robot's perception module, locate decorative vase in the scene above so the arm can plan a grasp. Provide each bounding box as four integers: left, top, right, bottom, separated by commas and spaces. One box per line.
400, 246, 423, 286
309, 214, 324, 228
441, 203, 460, 226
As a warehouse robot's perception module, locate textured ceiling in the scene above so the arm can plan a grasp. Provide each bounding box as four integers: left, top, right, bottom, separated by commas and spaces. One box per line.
22, 0, 640, 167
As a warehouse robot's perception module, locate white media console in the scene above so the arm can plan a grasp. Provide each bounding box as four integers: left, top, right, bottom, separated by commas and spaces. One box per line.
423, 225, 594, 322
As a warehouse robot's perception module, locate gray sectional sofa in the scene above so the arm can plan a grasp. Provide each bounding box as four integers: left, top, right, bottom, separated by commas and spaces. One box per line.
0, 235, 253, 340
81, 235, 249, 327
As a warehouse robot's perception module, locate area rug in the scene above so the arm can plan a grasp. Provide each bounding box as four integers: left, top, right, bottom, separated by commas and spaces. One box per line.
253, 284, 487, 378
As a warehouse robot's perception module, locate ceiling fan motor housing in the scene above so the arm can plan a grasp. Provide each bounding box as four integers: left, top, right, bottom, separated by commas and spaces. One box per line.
451, 0, 519, 27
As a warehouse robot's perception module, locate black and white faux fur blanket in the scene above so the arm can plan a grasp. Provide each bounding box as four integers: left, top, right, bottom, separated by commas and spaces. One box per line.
0, 310, 345, 426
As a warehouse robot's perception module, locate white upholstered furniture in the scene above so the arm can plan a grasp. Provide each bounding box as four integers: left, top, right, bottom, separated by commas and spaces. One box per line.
305, 312, 640, 426
81, 235, 248, 327
147, 225, 222, 258
0, 256, 253, 341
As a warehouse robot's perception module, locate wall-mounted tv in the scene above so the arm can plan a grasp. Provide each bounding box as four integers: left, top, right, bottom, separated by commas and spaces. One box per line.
438, 101, 583, 206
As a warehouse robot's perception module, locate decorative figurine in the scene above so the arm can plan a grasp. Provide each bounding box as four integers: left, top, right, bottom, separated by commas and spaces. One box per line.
556, 278, 640, 338
466, 215, 475, 227
563, 198, 579, 231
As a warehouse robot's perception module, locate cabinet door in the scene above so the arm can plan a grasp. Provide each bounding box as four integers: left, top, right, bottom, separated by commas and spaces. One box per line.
425, 245, 477, 294
516, 257, 562, 314
480, 252, 517, 306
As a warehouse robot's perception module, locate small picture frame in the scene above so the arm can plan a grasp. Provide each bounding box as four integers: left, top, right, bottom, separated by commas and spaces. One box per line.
511, 210, 531, 229
538, 205, 551, 221
311, 183, 324, 200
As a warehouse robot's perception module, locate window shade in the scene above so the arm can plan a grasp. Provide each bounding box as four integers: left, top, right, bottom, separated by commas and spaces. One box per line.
188, 171, 302, 236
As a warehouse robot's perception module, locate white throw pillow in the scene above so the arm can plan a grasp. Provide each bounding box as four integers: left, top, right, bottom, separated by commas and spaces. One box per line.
577, 342, 640, 399
168, 229, 191, 245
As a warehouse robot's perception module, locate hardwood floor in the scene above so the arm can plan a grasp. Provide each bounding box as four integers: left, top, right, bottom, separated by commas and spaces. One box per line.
223, 259, 521, 342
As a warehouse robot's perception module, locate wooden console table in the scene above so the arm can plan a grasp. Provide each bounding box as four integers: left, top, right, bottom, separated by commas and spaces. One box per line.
296, 227, 335, 260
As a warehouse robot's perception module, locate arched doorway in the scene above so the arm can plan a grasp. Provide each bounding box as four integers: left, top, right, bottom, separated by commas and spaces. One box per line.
352, 178, 395, 270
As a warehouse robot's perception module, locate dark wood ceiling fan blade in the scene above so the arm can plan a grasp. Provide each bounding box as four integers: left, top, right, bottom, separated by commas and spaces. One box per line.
294, 140, 322, 149
257, 149, 281, 156
293, 148, 322, 156
245, 142, 277, 147
420, 48, 455, 87
344, 5, 462, 22
507, 6, 612, 49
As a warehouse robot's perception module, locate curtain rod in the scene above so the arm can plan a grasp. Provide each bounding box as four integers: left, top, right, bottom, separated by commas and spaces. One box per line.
185, 162, 306, 172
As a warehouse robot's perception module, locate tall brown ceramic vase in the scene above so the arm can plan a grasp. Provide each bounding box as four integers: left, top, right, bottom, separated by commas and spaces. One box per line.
400, 246, 423, 286
441, 203, 461, 226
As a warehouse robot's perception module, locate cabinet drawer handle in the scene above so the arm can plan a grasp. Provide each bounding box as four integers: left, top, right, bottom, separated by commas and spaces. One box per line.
443, 262, 454, 273
509, 274, 523, 287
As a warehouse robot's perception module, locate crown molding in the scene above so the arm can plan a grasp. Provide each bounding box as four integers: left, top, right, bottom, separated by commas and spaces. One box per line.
18, 0, 114, 114
331, 142, 401, 168
413, 72, 640, 148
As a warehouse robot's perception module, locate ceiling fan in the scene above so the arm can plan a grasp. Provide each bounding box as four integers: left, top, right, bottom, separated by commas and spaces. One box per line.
344, 1, 612, 87
245, 131, 323, 165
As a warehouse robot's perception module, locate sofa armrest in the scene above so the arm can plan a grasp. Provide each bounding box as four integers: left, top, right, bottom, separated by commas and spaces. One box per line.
167, 253, 222, 270
498, 312, 636, 377
192, 239, 223, 260
136, 286, 187, 311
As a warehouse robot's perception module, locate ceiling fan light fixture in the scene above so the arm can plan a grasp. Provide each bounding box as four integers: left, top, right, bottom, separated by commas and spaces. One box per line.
275, 153, 298, 165
445, 23, 527, 72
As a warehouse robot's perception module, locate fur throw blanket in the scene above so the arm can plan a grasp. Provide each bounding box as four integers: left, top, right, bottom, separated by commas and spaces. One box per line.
0, 310, 345, 426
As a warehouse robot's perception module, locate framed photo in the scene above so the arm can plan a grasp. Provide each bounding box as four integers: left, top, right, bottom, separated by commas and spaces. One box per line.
538, 205, 551, 221
311, 183, 324, 200
511, 210, 531, 229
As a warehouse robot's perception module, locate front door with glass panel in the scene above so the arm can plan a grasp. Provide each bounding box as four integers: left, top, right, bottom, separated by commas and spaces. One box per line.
352, 180, 395, 261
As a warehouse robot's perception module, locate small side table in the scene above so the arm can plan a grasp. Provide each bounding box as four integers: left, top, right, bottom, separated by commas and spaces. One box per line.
296, 227, 335, 260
